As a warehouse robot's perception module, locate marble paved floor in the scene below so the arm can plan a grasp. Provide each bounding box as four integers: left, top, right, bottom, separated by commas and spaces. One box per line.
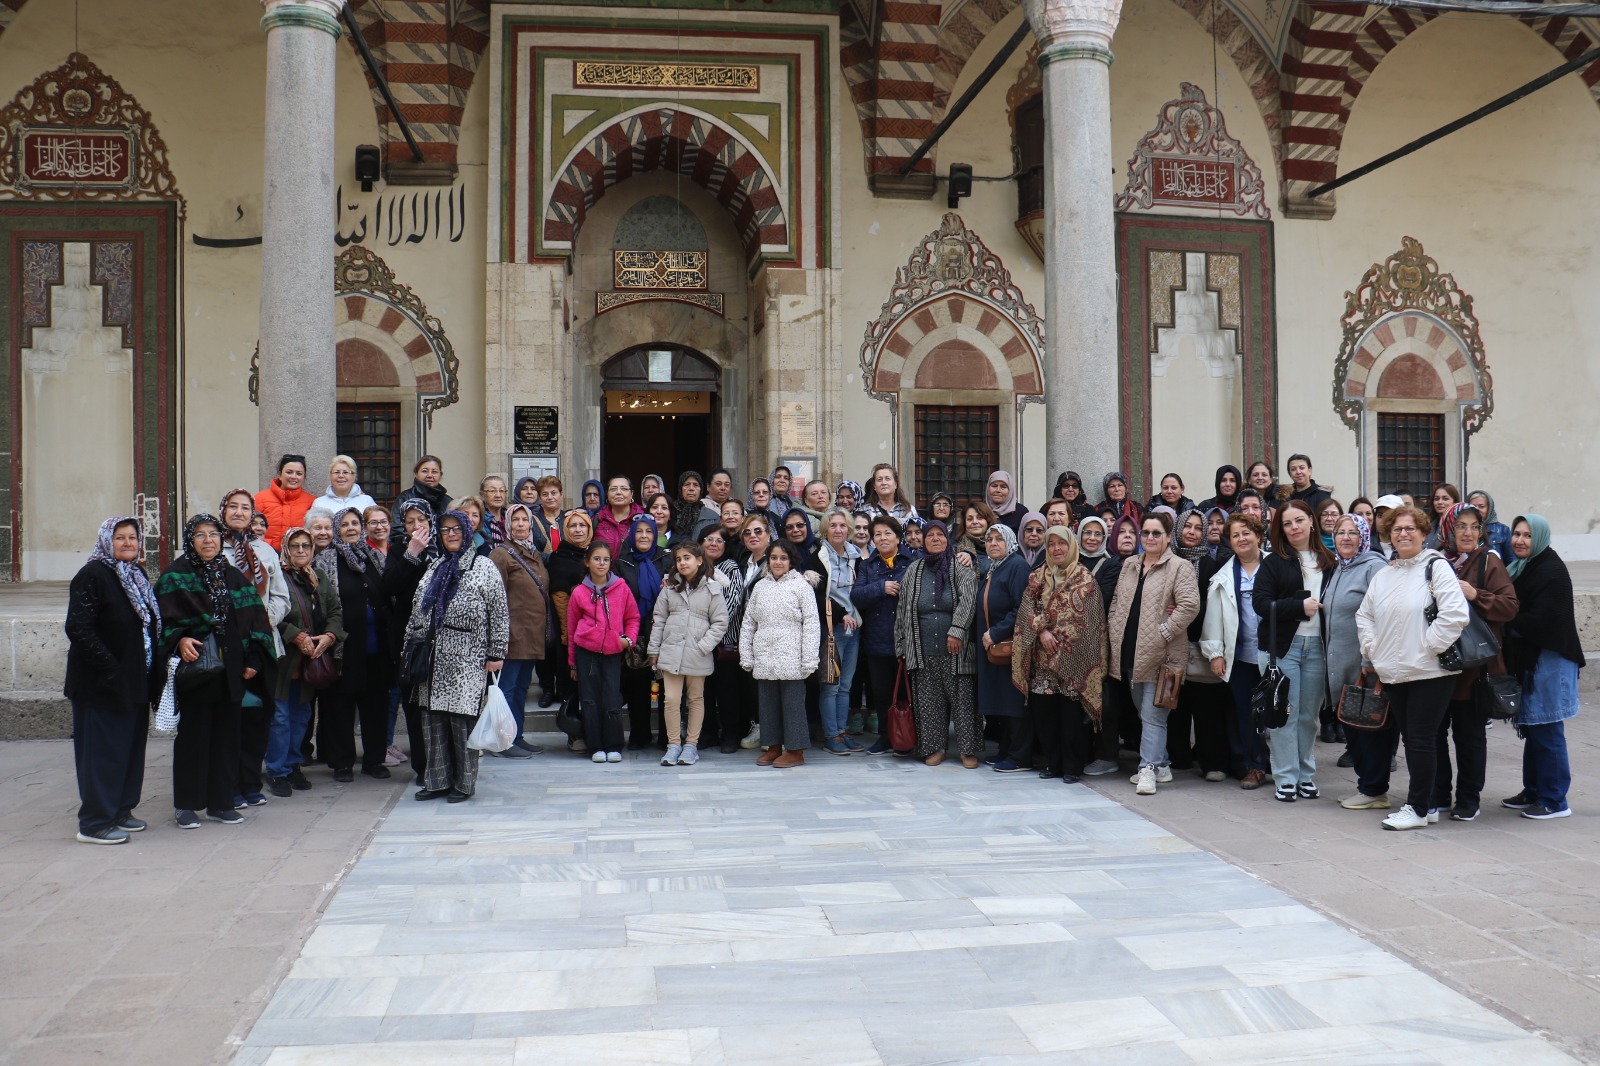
236, 751, 1576, 1065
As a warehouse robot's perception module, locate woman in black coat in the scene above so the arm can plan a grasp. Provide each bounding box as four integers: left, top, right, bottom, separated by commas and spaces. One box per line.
64, 517, 164, 844
317, 507, 395, 781
384, 499, 438, 778
615, 515, 672, 747
978, 525, 1035, 773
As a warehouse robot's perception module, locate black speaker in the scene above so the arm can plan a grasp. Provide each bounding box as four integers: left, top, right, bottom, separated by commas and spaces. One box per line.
947, 163, 972, 209
355, 144, 381, 192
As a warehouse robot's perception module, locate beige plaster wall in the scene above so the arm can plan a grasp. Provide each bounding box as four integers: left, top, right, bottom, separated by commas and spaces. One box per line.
0, 0, 488, 535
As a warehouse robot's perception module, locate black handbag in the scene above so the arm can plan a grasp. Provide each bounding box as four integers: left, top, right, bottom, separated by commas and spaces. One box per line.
175, 632, 225, 692
1250, 604, 1290, 730
1474, 671, 1521, 721
401, 636, 434, 691
555, 692, 583, 739
1336, 675, 1389, 730
1424, 557, 1499, 672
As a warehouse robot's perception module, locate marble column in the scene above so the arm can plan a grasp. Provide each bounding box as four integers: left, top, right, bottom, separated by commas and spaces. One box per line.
1021, 0, 1123, 490
257, 0, 343, 483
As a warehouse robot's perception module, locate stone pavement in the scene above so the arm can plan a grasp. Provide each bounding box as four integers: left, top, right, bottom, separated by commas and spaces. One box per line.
234, 745, 1579, 1065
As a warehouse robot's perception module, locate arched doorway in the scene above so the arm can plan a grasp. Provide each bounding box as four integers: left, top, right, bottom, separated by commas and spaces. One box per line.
601, 344, 721, 493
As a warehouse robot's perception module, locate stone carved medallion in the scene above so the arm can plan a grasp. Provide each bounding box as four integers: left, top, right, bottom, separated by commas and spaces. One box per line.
1116, 83, 1268, 220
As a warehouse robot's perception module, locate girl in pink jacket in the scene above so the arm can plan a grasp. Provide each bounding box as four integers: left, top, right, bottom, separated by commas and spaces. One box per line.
566, 542, 640, 762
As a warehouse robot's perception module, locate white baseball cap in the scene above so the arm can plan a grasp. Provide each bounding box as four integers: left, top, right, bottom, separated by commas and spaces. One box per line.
1374, 494, 1405, 510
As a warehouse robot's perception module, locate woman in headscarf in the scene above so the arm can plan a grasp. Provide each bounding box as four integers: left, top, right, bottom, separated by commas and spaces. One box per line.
490, 503, 553, 760
1051, 471, 1093, 527
1204, 506, 1228, 559
1502, 515, 1581, 820
1075, 514, 1124, 778
985, 471, 1025, 534
1013, 526, 1107, 783
1466, 490, 1513, 561
768, 465, 794, 519
835, 480, 864, 513
927, 492, 957, 526
1168, 507, 1229, 782
64, 517, 164, 843
901, 514, 926, 559
1097, 472, 1143, 525
1077, 516, 1118, 606
782, 508, 817, 560
671, 470, 710, 542
1198, 465, 1242, 513
640, 474, 667, 503
266, 527, 344, 798
155, 515, 277, 829
1017, 512, 1048, 570
579, 479, 605, 519
382, 499, 440, 778
218, 488, 289, 805
978, 523, 1035, 773
545, 510, 595, 750
746, 477, 777, 522
616, 514, 671, 749
893, 519, 979, 766
404, 510, 509, 802
1317, 514, 1392, 808
315, 507, 395, 783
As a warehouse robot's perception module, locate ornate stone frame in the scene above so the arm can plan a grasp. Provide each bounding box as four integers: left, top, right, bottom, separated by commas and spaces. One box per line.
1333, 236, 1493, 495
1116, 83, 1269, 220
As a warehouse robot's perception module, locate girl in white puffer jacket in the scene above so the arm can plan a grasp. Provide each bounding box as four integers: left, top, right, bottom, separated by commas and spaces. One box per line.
739, 541, 820, 767
648, 544, 729, 766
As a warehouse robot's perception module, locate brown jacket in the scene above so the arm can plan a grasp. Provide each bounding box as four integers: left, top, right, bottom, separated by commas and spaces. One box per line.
490, 544, 551, 661
1450, 546, 1519, 699
1106, 550, 1201, 683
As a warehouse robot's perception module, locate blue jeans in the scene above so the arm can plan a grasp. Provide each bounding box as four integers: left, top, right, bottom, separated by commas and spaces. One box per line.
818, 625, 860, 738
1522, 721, 1571, 812
1130, 681, 1166, 769
499, 659, 537, 741
266, 680, 313, 778
1261, 633, 1324, 790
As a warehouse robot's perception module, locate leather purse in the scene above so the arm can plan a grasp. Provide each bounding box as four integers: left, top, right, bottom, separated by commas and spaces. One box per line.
401, 636, 434, 690
982, 578, 1012, 665
1424, 557, 1499, 672
1250, 607, 1290, 730
302, 650, 340, 690
820, 608, 842, 684
175, 632, 224, 692
1153, 662, 1184, 710
888, 660, 916, 752
1474, 671, 1521, 721
1337, 675, 1389, 730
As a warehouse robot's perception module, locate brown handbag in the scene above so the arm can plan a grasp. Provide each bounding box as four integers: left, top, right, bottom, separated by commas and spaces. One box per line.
820, 606, 842, 684
1153, 661, 1185, 710
983, 575, 1012, 665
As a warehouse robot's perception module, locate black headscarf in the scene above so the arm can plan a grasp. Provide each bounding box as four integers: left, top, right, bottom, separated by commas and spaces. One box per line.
923, 518, 955, 600
418, 510, 474, 630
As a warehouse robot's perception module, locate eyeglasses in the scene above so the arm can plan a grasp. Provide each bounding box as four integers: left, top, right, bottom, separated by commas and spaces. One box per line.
1391, 525, 1418, 535
1334, 530, 1361, 538
1140, 530, 1166, 538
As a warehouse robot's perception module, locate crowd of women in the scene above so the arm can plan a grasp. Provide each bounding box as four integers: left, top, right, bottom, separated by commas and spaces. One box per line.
63, 450, 1582, 842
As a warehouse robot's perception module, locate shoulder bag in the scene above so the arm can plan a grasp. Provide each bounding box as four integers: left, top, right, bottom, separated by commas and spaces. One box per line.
1424, 557, 1499, 671
888, 659, 916, 752
1250, 603, 1290, 730
1474, 671, 1521, 721
982, 574, 1012, 665
820, 601, 842, 684
175, 630, 225, 692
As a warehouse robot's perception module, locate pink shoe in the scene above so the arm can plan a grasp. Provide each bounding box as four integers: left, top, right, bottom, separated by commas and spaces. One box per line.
384, 745, 405, 766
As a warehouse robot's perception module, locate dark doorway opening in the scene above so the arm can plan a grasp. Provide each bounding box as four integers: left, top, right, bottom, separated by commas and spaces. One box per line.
600, 345, 721, 493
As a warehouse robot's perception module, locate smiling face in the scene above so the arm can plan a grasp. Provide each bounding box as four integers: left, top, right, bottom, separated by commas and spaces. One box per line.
852, 516, 871, 547
1280, 506, 1314, 552
632, 522, 655, 552
585, 545, 611, 582
1060, 480, 1082, 502
700, 530, 726, 562
1432, 487, 1457, 515
1512, 520, 1532, 559
1389, 513, 1423, 559
308, 516, 333, 550
1229, 521, 1261, 560
1248, 463, 1273, 490
563, 514, 591, 548
648, 496, 671, 528
190, 522, 223, 561
459, 502, 481, 531
721, 500, 744, 530
1080, 524, 1104, 554
111, 521, 141, 562
674, 548, 702, 580
338, 511, 364, 544
221, 492, 254, 532
329, 460, 354, 493
963, 508, 987, 539
805, 481, 831, 510
903, 525, 923, 550
366, 511, 390, 542
771, 469, 791, 496
1022, 520, 1045, 549
1287, 458, 1311, 489
508, 509, 532, 541
1219, 471, 1238, 495
279, 461, 306, 491
987, 478, 1009, 508
1453, 509, 1483, 554
1140, 520, 1169, 555
438, 518, 465, 553
415, 460, 441, 488
1319, 505, 1341, 534
1353, 501, 1374, 523
1160, 476, 1183, 504
709, 473, 732, 504
1206, 511, 1224, 543
872, 523, 899, 557
1333, 516, 1363, 560
1179, 513, 1204, 549
1046, 532, 1073, 567
742, 519, 770, 555
784, 514, 809, 544
766, 547, 792, 578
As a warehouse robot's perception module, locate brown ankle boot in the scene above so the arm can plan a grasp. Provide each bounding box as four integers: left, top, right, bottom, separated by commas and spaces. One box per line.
756, 745, 781, 766
923, 751, 946, 767
773, 749, 805, 768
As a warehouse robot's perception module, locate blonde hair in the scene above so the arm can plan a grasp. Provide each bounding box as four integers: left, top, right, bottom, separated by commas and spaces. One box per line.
329, 453, 358, 476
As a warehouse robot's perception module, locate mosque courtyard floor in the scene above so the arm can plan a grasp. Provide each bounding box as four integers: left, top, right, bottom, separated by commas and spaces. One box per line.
0, 706, 1594, 1065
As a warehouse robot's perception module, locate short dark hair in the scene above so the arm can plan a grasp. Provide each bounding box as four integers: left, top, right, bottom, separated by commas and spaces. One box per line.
1286, 453, 1312, 470
412, 454, 442, 474
277, 453, 306, 473
870, 514, 903, 538
1235, 487, 1266, 510
765, 540, 803, 570
709, 467, 732, 481
1141, 511, 1173, 535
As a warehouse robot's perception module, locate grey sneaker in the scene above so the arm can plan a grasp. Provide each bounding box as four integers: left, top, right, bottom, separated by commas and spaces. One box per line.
75, 826, 129, 845
1154, 765, 1174, 784
174, 809, 201, 829
661, 744, 683, 766
677, 743, 699, 765
606, 751, 622, 763
739, 725, 761, 750
1083, 759, 1118, 776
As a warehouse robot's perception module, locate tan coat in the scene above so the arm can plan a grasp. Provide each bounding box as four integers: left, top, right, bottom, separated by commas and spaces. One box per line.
1106, 550, 1201, 683
490, 544, 551, 661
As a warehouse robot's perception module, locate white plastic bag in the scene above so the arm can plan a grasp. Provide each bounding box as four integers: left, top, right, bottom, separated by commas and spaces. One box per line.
152, 655, 182, 735
467, 673, 517, 752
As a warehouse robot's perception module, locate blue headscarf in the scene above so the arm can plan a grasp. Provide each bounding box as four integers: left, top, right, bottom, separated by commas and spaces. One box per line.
580, 479, 604, 519
923, 518, 954, 600
628, 515, 663, 619
418, 509, 474, 629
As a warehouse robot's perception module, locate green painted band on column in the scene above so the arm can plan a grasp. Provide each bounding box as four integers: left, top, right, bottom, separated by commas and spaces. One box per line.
260, 5, 343, 38
1037, 41, 1113, 67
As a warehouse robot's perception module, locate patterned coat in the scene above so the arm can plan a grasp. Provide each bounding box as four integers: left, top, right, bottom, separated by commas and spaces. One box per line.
739, 570, 820, 680
404, 555, 510, 715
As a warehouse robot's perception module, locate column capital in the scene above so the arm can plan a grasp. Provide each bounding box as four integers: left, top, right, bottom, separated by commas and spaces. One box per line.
261, 0, 344, 38
1021, 0, 1122, 61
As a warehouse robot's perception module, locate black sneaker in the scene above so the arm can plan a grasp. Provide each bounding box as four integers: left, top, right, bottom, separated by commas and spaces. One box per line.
267, 777, 293, 798
1501, 790, 1535, 809
287, 769, 313, 791
240, 793, 268, 807
1521, 803, 1571, 820
361, 765, 392, 779
1449, 804, 1480, 821
205, 808, 245, 824
332, 768, 355, 783
1336, 751, 1354, 768
116, 816, 148, 833
1297, 782, 1320, 800
231, 796, 249, 810
174, 809, 201, 829
75, 826, 129, 845
866, 740, 892, 756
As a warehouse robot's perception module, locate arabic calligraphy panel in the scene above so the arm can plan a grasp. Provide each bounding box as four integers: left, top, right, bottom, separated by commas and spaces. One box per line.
19, 128, 134, 188
613, 250, 708, 291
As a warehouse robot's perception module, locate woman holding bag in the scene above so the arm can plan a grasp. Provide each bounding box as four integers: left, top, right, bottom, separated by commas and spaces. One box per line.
404, 511, 509, 802
490, 503, 553, 759
648, 543, 729, 766
978, 524, 1034, 773
1320, 515, 1394, 811
893, 520, 980, 767
266, 528, 344, 797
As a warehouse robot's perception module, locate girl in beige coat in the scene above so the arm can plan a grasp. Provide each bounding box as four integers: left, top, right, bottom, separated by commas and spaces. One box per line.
1106, 511, 1200, 794
648, 543, 730, 766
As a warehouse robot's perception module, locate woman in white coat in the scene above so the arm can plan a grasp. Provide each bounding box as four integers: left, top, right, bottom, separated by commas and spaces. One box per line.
739, 540, 819, 768
648, 542, 729, 767
316, 454, 378, 516
1356, 505, 1469, 831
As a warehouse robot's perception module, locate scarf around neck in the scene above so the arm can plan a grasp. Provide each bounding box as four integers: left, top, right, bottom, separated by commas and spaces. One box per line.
629, 515, 664, 618
418, 510, 475, 629
923, 518, 955, 600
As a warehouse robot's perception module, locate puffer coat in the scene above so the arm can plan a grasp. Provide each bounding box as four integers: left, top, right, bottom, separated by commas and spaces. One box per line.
740, 570, 820, 680
648, 570, 730, 677
404, 555, 510, 715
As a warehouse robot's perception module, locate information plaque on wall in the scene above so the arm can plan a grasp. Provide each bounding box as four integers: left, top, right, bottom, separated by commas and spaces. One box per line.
510, 454, 559, 485
514, 406, 559, 452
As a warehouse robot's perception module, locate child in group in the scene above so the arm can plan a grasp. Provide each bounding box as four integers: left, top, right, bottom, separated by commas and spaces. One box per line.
566, 542, 640, 763
647, 543, 730, 766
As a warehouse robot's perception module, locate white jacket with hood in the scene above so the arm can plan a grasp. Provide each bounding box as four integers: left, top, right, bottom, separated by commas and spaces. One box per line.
1355, 548, 1469, 684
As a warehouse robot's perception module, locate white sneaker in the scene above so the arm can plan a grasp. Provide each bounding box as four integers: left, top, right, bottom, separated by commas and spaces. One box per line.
606, 751, 622, 763
678, 743, 699, 766
661, 744, 682, 766
1427, 807, 1442, 824
1382, 804, 1429, 831
1135, 766, 1156, 795
739, 725, 761, 750
591, 751, 607, 764
1154, 765, 1173, 784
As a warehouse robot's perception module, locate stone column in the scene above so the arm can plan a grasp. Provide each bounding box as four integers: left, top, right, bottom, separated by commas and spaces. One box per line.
1021, 0, 1123, 489
257, 0, 343, 483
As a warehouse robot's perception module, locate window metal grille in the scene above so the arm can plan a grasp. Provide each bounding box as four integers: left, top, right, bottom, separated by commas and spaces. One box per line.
1376, 412, 1444, 502
337, 402, 402, 506
914, 405, 998, 511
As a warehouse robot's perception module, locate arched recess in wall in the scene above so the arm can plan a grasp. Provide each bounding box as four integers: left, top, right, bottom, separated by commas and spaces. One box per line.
1333, 237, 1492, 500
860, 213, 1044, 507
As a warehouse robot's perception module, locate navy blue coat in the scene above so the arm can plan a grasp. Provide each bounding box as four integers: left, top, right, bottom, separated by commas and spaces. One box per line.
976, 553, 1031, 719
852, 551, 911, 658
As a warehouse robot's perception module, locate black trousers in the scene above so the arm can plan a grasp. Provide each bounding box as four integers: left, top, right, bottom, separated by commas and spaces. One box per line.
622, 665, 654, 744
577, 648, 625, 753
323, 687, 391, 772
1390, 674, 1458, 814
1168, 681, 1230, 773
71, 698, 148, 833
401, 699, 429, 780
237, 696, 271, 797
997, 715, 1035, 766
862, 653, 900, 747
1031, 692, 1090, 776
173, 678, 238, 813
1435, 697, 1488, 810
707, 655, 746, 744
1346, 715, 1399, 797
1096, 677, 1140, 761
534, 643, 567, 702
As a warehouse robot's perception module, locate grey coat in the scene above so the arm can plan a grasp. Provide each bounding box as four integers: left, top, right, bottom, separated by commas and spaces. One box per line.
1321, 551, 1387, 700
648, 570, 730, 677
894, 557, 978, 675
404, 555, 510, 715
